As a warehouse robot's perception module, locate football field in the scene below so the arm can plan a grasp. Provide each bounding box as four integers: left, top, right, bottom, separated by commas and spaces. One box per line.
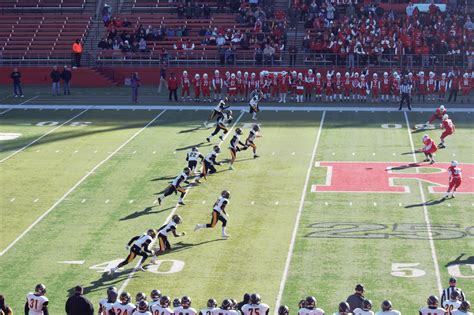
0, 102, 473, 314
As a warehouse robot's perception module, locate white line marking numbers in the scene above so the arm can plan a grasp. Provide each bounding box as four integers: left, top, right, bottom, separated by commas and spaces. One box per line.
391, 263, 426, 277
146, 259, 185, 274
36, 121, 92, 127
381, 123, 402, 129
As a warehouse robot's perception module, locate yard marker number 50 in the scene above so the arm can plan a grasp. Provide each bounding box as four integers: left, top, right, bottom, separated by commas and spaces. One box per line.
391, 263, 426, 277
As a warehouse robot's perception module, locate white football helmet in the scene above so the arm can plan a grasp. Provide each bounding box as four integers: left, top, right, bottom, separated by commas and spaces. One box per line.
244, 72, 249, 77
195, 73, 200, 78
308, 69, 313, 74
237, 71, 242, 76
439, 105, 445, 111
215, 69, 220, 75
373, 73, 378, 78
251, 72, 256, 78
451, 160, 458, 166
443, 114, 449, 120
316, 72, 321, 78
336, 72, 341, 78
383, 72, 388, 77
298, 73, 303, 79
203, 73, 208, 79
183, 70, 188, 76
422, 134, 430, 141
345, 72, 350, 78
442, 73, 446, 78
231, 73, 236, 78
464, 73, 469, 78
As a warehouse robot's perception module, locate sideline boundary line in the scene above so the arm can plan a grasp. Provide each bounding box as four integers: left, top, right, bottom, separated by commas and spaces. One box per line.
274, 111, 326, 313
0, 109, 168, 257
117, 111, 246, 294
0, 96, 39, 115
0, 107, 91, 163
403, 112, 443, 294
0, 104, 473, 113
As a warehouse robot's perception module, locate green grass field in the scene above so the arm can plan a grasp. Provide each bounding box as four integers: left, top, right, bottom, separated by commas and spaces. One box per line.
0, 91, 473, 315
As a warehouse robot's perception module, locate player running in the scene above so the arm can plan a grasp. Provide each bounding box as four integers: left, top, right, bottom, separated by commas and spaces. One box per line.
228, 128, 245, 170
109, 229, 157, 274
186, 147, 204, 175
419, 134, 438, 164
242, 294, 270, 315
207, 110, 233, 142
439, 114, 455, 148
157, 167, 191, 206
205, 97, 229, 127
443, 160, 462, 199
152, 214, 185, 259
419, 296, 445, 315
194, 190, 231, 239
242, 125, 262, 158
26, 284, 49, 315
195, 146, 221, 183
113, 292, 136, 315
249, 90, 263, 120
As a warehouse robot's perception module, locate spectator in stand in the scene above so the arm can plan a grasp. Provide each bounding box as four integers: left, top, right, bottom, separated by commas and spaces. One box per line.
72, 39, 82, 69
158, 63, 168, 95
216, 33, 226, 47
10, 67, 24, 98
263, 43, 275, 65
177, 3, 185, 18
139, 38, 148, 53
326, 2, 336, 21
167, 72, 179, 101
346, 284, 366, 311
0, 294, 13, 315
131, 72, 140, 103
65, 285, 94, 315
61, 66, 72, 95
406, 2, 415, 17
289, 45, 297, 66
50, 66, 61, 96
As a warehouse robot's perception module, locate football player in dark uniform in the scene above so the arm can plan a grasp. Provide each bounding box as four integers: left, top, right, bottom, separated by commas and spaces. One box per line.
242, 125, 262, 158
228, 128, 245, 170
195, 146, 221, 183
204, 97, 230, 127
157, 167, 191, 206
152, 215, 185, 260
194, 190, 231, 239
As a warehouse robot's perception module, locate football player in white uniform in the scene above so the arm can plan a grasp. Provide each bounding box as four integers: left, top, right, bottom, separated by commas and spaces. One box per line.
419, 296, 445, 315
242, 125, 262, 159
110, 228, 156, 274
213, 300, 239, 315
444, 290, 462, 314
333, 302, 352, 315
242, 294, 270, 315
207, 110, 233, 142
194, 190, 231, 238
134, 300, 152, 315
453, 301, 472, 315
148, 290, 161, 312
375, 301, 400, 315
151, 296, 174, 315
249, 90, 263, 120
98, 286, 118, 315
152, 215, 185, 259
298, 296, 325, 315
228, 128, 245, 170
200, 299, 218, 315
113, 292, 136, 315
174, 296, 197, 315
353, 299, 374, 315
195, 146, 222, 183
205, 97, 230, 127
279, 305, 290, 315
25, 284, 49, 315
157, 167, 192, 206
186, 147, 204, 175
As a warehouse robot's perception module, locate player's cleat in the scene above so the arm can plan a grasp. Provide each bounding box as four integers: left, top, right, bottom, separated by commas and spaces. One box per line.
184, 180, 190, 184
157, 197, 162, 205
254, 154, 259, 159
219, 135, 224, 141
178, 201, 185, 205
195, 178, 201, 184
221, 233, 230, 239
206, 137, 211, 142
135, 266, 147, 272
150, 256, 158, 264
423, 159, 430, 162
109, 267, 117, 275
438, 143, 446, 148
430, 160, 435, 164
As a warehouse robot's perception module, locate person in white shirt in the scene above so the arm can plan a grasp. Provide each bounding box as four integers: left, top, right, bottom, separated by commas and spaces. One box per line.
241, 294, 270, 315
375, 300, 400, 315
298, 296, 324, 315
453, 301, 472, 315
419, 296, 445, 315
353, 299, 374, 315
444, 290, 462, 314
25, 284, 49, 315
148, 289, 161, 312
213, 300, 239, 315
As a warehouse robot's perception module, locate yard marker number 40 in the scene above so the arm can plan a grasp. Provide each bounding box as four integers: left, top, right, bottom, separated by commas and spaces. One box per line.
89, 259, 185, 274
392, 263, 474, 278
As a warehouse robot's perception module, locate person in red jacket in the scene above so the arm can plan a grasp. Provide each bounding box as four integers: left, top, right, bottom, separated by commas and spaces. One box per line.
439, 114, 455, 148
443, 160, 462, 199
167, 72, 179, 101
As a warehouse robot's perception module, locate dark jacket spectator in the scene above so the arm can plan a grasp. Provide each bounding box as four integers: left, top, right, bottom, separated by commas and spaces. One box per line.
167, 73, 179, 101
65, 286, 94, 315
10, 69, 21, 84
50, 68, 61, 82
346, 284, 365, 311
61, 68, 72, 82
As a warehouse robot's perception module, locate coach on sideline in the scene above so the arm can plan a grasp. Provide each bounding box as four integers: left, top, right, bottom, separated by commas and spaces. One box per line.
398, 76, 412, 111
65, 285, 94, 315
346, 284, 366, 311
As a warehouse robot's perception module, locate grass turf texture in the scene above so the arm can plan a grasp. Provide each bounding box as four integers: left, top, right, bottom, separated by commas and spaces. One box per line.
0, 106, 472, 314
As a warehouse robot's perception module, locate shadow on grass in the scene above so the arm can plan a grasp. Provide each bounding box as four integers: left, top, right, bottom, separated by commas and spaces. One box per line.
119, 206, 175, 221
404, 198, 446, 208
401, 151, 423, 155
386, 163, 422, 171
77, 272, 133, 295
155, 239, 225, 256
175, 142, 210, 151
446, 254, 474, 267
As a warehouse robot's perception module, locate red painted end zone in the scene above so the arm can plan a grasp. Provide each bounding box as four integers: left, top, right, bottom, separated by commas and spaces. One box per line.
312, 162, 474, 194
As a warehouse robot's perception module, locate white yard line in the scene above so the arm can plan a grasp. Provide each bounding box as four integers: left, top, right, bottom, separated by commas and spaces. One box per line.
0, 110, 167, 257
403, 112, 443, 294
274, 111, 326, 313
0, 107, 90, 163
0, 95, 39, 115
118, 110, 245, 294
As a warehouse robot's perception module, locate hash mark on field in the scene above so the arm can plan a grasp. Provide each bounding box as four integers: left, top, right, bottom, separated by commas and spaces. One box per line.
275, 201, 279, 205
132, 150, 137, 154
272, 152, 275, 155
349, 202, 352, 206
352, 152, 355, 156
173, 151, 177, 154
55, 150, 60, 153
201, 200, 206, 204
153, 199, 158, 204
94, 150, 98, 153
129, 200, 134, 204
372, 152, 376, 156
447, 203, 451, 207
74, 150, 79, 154
81, 199, 86, 203
452, 153, 456, 156
399, 203, 402, 207
33, 198, 39, 203
324, 201, 328, 206
152, 151, 156, 154
10, 198, 15, 202
373, 202, 377, 207
36, 150, 40, 153
291, 152, 295, 155
332, 152, 335, 156
393, 152, 396, 156
105, 199, 110, 204
251, 201, 255, 205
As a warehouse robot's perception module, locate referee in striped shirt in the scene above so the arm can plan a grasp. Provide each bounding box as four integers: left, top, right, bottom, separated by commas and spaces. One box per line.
441, 277, 466, 305
398, 77, 412, 111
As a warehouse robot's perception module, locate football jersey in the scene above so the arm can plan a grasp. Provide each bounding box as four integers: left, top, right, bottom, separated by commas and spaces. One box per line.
148, 301, 160, 312
133, 311, 152, 315
158, 221, 177, 237
133, 234, 153, 248
187, 150, 202, 162
452, 310, 473, 315
150, 305, 174, 315
443, 300, 462, 312
217, 113, 232, 125
250, 96, 259, 107
353, 309, 373, 315
204, 150, 219, 164
113, 302, 136, 315
419, 307, 445, 315
442, 119, 455, 132
200, 307, 218, 315
171, 172, 188, 187
26, 293, 49, 315
298, 307, 325, 315
175, 306, 198, 315
247, 129, 258, 142
242, 303, 270, 315
333, 313, 353, 315
375, 311, 401, 315
448, 166, 462, 179
214, 100, 228, 112
99, 298, 115, 315
229, 134, 242, 149
212, 309, 239, 315
213, 196, 229, 213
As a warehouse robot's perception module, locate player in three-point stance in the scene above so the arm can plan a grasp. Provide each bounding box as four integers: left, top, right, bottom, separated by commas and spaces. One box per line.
242, 125, 262, 159
110, 228, 157, 274
157, 167, 191, 206
205, 97, 229, 127
249, 89, 263, 120
186, 147, 204, 175
151, 214, 185, 262
194, 190, 231, 239
195, 146, 221, 183
419, 134, 438, 164
439, 114, 455, 148
443, 160, 462, 199
228, 128, 245, 170
207, 110, 233, 142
